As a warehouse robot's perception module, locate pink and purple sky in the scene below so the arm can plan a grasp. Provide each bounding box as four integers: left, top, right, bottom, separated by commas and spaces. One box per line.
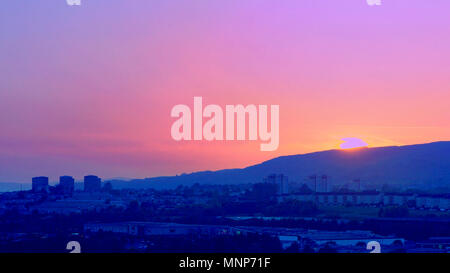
1, 0, 450, 182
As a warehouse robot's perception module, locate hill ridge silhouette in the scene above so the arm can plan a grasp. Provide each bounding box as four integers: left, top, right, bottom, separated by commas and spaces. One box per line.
108, 141, 450, 190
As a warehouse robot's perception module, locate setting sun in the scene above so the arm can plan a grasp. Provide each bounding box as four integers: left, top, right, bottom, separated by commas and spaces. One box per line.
340, 138, 369, 149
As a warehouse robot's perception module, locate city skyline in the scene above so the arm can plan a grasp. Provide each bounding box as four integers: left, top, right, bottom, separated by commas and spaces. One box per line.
7, 140, 450, 189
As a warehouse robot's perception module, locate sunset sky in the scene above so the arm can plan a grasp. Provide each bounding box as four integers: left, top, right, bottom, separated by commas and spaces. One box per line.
1, 0, 450, 182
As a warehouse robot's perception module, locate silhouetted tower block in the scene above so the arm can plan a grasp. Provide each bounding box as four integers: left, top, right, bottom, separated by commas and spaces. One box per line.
309, 175, 317, 192
84, 175, 102, 192
264, 174, 289, 194
318, 175, 328, 192
32, 176, 49, 193
263, 174, 277, 184
59, 176, 75, 195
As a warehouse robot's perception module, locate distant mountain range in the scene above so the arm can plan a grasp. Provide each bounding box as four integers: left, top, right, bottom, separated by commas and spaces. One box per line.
2, 142, 449, 192
107, 141, 450, 190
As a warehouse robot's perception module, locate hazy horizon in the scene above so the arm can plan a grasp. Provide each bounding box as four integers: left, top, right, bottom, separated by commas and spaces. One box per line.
2, 140, 449, 184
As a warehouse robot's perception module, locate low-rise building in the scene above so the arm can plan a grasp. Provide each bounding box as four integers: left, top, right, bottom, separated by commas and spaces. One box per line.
416, 194, 450, 209
30, 199, 127, 215
279, 192, 450, 210
383, 193, 415, 206
84, 222, 243, 237
279, 191, 383, 206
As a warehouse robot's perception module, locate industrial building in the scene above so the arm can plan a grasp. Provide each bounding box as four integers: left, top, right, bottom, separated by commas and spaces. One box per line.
278, 192, 450, 210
